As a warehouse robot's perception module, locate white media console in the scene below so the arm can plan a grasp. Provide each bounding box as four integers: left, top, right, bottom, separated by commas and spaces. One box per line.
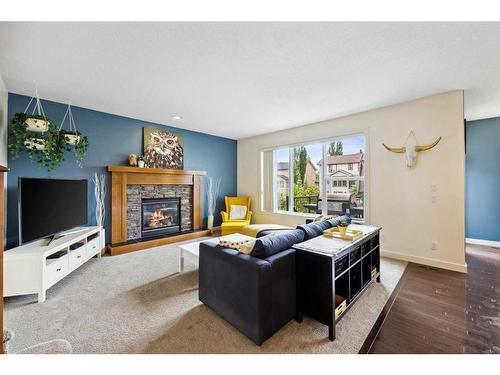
3, 226, 105, 302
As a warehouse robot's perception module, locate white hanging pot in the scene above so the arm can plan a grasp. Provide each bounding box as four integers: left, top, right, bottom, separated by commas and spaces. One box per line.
63, 133, 81, 145
25, 117, 50, 132
24, 138, 46, 150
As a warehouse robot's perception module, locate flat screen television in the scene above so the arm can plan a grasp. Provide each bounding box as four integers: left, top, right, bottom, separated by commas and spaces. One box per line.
19, 177, 88, 244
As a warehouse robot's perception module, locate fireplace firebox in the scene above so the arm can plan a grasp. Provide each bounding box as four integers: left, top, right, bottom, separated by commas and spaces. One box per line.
141, 197, 181, 238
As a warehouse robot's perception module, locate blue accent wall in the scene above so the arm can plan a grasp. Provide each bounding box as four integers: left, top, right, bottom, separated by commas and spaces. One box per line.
466, 117, 500, 242
6, 93, 237, 248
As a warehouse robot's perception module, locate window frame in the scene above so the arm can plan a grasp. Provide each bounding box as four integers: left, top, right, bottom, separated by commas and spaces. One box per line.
262, 132, 368, 224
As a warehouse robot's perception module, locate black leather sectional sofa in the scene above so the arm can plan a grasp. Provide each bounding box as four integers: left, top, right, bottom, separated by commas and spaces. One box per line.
198, 215, 351, 345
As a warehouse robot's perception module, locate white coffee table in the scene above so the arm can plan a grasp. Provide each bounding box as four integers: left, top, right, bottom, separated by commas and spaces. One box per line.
178, 233, 254, 272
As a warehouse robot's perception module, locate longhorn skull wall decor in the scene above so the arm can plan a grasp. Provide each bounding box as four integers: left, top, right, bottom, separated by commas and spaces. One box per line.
382, 131, 441, 169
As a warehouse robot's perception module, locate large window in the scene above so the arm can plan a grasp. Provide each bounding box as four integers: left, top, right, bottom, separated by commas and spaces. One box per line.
267, 134, 366, 221
274, 148, 289, 211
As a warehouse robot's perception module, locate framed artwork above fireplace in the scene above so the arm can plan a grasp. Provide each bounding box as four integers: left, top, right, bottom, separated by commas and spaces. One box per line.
143, 127, 184, 169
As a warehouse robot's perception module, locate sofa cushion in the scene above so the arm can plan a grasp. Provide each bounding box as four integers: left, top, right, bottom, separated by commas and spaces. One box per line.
326, 214, 352, 228
296, 222, 325, 240
231, 232, 276, 254
314, 220, 332, 231
250, 229, 304, 259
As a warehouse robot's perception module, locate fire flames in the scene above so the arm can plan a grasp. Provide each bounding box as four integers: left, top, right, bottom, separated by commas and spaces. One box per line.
146, 209, 175, 228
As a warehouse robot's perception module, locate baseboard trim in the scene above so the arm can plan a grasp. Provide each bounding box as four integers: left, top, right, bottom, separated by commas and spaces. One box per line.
466, 238, 500, 248
381, 250, 467, 273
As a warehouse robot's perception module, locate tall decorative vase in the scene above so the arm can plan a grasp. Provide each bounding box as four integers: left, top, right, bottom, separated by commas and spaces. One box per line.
92, 172, 106, 229
207, 214, 214, 234
206, 176, 221, 234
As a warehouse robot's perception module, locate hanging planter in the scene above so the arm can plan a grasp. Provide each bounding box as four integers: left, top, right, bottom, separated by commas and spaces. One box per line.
63, 131, 81, 145
25, 116, 50, 132
59, 104, 89, 167
24, 137, 46, 150
8, 90, 66, 172
9, 90, 90, 172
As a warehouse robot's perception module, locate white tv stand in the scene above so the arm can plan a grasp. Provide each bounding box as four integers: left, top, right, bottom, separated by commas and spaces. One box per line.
3, 226, 105, 303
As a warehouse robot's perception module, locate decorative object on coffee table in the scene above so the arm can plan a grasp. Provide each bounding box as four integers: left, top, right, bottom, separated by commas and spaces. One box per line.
294, 224, 381, 341
323, 226, 363, 241
206, 176, 221, 234
338, 219, 349, 236
143, 127, 184, 169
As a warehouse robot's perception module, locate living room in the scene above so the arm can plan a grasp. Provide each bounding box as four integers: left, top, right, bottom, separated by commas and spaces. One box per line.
1, 3, 500, 373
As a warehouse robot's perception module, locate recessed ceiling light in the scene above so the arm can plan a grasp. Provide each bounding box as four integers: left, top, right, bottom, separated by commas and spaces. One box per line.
171, 115, 182, 120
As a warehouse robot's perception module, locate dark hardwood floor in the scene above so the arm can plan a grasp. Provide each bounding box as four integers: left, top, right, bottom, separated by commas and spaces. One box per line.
365, 244, 500, 354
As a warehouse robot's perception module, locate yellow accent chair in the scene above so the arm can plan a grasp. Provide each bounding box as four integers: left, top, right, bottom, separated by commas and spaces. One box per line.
220, 196, 252, 235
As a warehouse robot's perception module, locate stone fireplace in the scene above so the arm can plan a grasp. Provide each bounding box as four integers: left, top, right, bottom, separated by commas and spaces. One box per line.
126, 184, 192, 241
108, 165, 208, 256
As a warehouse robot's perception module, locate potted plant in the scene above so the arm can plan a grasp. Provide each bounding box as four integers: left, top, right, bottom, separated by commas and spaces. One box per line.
24, 114, 50, 132
58, 104, 89, 167
62, 130, 81, 145
138, 155, 145, 168
9, 113, 37, 158
73, 135, 89, 168
9, 112, 66, 172
338, 220, 349, 236
24, 137, 46, 150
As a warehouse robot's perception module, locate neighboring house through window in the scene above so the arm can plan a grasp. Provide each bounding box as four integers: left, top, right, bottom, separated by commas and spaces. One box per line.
265, 134, 366, 221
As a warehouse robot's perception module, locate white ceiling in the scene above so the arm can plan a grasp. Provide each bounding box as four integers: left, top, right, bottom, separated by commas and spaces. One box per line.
1, 22, 500, 139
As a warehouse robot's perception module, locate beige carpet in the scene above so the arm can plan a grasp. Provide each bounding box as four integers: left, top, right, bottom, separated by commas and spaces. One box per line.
4, 237, 406, 353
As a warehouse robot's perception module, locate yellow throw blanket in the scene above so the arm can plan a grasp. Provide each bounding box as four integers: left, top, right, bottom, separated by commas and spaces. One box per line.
241, 224, 292, 238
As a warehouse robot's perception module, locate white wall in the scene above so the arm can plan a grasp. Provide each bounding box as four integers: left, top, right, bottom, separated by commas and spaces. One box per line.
238, 91, 466, 272
0, 74, 7, 167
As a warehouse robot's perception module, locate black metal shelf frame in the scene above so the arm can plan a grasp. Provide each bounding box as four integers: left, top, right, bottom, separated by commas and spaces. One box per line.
296, 229, 381, 341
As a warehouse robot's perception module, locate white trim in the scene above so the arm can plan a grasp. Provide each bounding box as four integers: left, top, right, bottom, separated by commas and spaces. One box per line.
266, 131, 369, 221
288, 147, 294, 213
466, 238, 500, 248
259, 130, 368, 152
321, 143, 327, 215
381, 250, 468, 273
272, 149, 277, 212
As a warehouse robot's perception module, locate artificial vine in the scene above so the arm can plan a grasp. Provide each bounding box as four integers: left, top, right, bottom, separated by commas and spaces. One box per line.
9, 113, 67, 172
74, 134, 89, 167
8, 112, 89, 172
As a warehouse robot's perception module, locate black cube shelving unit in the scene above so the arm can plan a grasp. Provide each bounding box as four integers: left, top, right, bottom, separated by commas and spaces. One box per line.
296, 227, 381, 341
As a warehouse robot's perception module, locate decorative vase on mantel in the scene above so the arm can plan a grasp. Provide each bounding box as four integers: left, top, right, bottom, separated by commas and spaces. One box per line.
207, 214, 214, 234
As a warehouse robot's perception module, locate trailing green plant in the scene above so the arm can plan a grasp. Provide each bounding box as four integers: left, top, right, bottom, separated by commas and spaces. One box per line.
9, 112, 66, 172
8, 113, 31, 159
74, 135, 89, 168
339, 220, 349, 227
